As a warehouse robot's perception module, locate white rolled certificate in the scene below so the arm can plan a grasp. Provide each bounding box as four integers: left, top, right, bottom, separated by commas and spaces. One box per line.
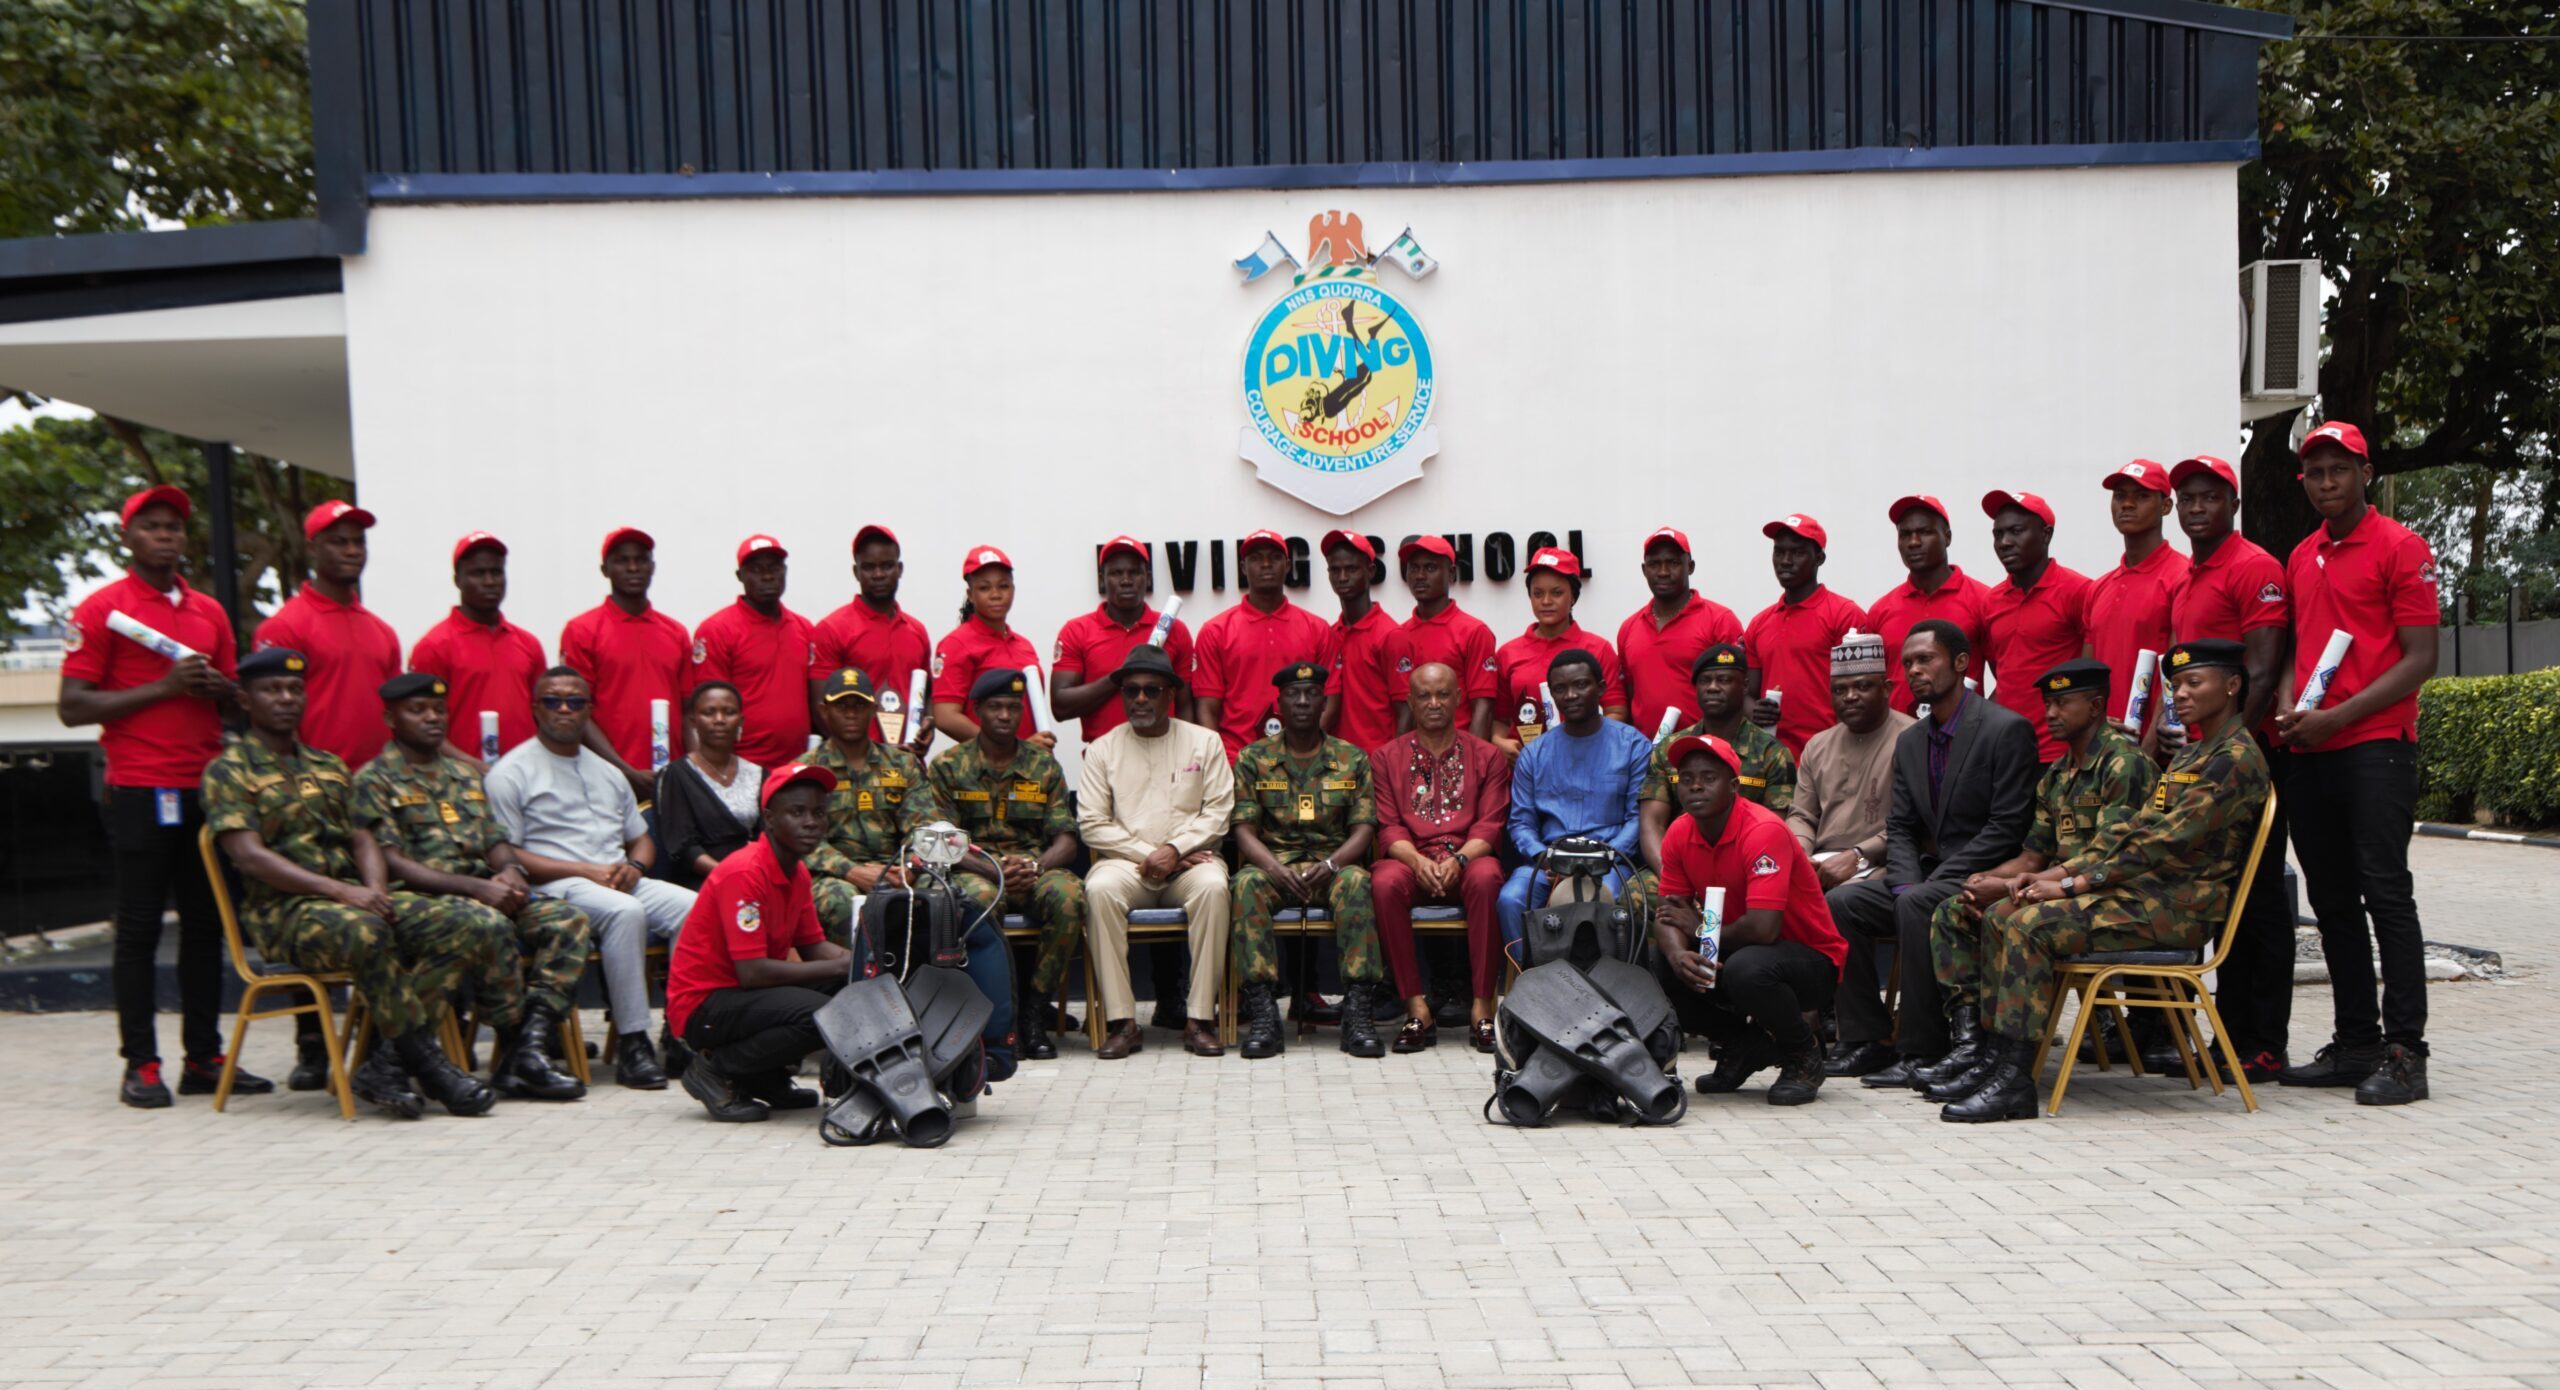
649, 699, 672, 771
904, 669, 930, 728
2295, 630, 2355, 711
2124, 649, 2161, 728
1537, 680, 1559, 728
105, 610, 202, 663
1652, 707, 1681, 742
1145, 597, 1182, 648
1021, 668, 1049, 734
479, 711, 500, 762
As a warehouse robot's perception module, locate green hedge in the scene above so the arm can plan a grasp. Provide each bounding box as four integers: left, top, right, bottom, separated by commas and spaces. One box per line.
2416, 671, 2560, 825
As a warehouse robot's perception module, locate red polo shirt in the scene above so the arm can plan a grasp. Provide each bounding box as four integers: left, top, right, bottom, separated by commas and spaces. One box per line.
2286, 508, 2438, 749
1053, 603, 1193, 741
1385, 602, 1499, 704
559, 599, 692, 771
1191, 595, 1331, 758
932, 617, 1044, 733
1658, 798, 1847, 974
2173, 535, 2289, 643
253, 584, 402, 768
64, 573, 238, 788
1982, 562, 2094, 761
664, 835, 825, 1039
1742, 585, 1868, 757
1866, 567, 1994, 714
1492, 624, 1627, 731
2080, 542, 2186, 727
1615, 592, 1744, 736
811, 598, 934, 741
409, 608, 546, 756
1320, 603, 1401, 753
693, 599, 819, 769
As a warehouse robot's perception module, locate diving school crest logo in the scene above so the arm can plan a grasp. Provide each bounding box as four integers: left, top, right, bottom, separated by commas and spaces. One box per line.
1235, 211, 1440, 515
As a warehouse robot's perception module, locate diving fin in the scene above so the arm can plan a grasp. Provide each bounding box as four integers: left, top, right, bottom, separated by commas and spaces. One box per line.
814, 974, 953, 1148
1496, 961, 1683, 1123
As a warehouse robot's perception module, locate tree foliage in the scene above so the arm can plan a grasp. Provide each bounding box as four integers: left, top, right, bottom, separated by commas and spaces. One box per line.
0, 0, 312, 238
0, 415, 343, 648
2239, 2, 2560, 555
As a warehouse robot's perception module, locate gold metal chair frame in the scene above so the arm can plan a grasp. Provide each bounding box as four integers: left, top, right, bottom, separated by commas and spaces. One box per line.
200, 825, 362, 1119
1081, 912, 1239, 1050
2030, 790, 2280, 1116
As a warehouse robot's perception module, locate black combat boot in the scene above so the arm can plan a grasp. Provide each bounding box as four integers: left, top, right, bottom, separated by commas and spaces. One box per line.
2354, 1043, 2429, 1106
2278, 1040, 2384, 1088
659, 1023, 693, 1078
1911, 1005, 1985, 1087
287, 1034, 333, 1092
1939, 1038, 2039, 1123
1239, 983, 1285, 1058
680, 1054, 770, 1123
1338, 982, 1385, 1059
350, 1044, 425, 1119
615, 1031, 668, 1089
395, 1029, 497, 1116
1018, 980, 1058, 1061
1766, 1039, 1828, 1106
1860, 1056, 1925, 1090
493, 1006, 586, 1101
1923, 1039, 2010, 1102
1695, 1037, 1777, 1094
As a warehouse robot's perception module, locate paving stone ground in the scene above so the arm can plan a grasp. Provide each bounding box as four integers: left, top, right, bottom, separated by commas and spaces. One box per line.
2, 836, 2555, 1389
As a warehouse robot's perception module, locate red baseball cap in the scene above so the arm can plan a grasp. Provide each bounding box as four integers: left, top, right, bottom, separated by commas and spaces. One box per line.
2169, 455, 2240, 493
1980, 490, 2055, 526
600, 526, 654, 559
1239, 529, 1289, 558
961, 543, 1013, 575
759, 761, 839, 809
1526, 546, 1582, 579
1641, 527, 1691, 557
852, 524, 898, 552
2299, 421, 2369, 461
451, 531, 506, 565
303, 498, 377, 540
1663, 733, 1741, 777
1319, 529, 1376, 561
736, 534, 788, 565
119, 484, 190, 528
1397, 534, 1456, 564
2100, 460, 2171, 495
1761, 514, 1827, 550
1098, 534, 1149, 564
1888, 495, 1949, 525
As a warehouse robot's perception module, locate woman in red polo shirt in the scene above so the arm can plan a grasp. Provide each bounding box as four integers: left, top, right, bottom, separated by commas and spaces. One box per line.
1490, 547, 1628, 755
931, 546, 1049, 748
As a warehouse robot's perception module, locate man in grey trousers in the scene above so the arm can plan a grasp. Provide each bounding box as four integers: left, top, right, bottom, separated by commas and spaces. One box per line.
487, 666, 696, 1089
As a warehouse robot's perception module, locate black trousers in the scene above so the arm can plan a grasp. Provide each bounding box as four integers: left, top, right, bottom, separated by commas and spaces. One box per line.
2213, 735, 2297, 1060
1659, 940, 1838, 1052
1828, 877, 1960, 1055
2287, 738, 2427, 1052
106, 787, 225, 1064
681, 983, 840, 1079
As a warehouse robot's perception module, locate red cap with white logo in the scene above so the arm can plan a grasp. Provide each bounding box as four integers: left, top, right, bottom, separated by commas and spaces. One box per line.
1761, 514, 1828, 550
303, 498, 378, 540
2101, 460, 2171, 495
2169, 455, 2240, 493
1888, 495, 1949, 525
1098, 535, 1149, 564
451, 531, 506, 565
1980, 491, 2055, 526
2298, 421, 2369, 460
852, 524, 898, 553
1239, 529, 1289, 558
961, 544, 1013, 575
1397, 534, 1457, 563
600, 526, 654, 559
1664, 733, 1741, 777
1642, 527, 1691, 557
736, 534, 788, 565
1526, 546, 1582, 580
1319, 529, 1376, 562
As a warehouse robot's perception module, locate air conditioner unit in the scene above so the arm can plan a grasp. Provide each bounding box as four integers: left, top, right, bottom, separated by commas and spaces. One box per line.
2240, 258, 2321, 423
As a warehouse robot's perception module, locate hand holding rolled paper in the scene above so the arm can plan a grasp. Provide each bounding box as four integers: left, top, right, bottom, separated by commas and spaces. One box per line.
1145, 597, 1182, 649
2294, 630, 2354, 712
2122, 649, 2161, 732
106, 610, 203, 663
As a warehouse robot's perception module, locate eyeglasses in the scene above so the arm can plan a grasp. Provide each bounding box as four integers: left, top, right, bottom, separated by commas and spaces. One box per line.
1122, 683, 1170, 700
539, 696, 592, 712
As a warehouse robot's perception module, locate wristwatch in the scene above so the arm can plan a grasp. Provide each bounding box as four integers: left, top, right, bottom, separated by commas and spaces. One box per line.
2057, 874, 2079, 896
1452, 849, 1470, 867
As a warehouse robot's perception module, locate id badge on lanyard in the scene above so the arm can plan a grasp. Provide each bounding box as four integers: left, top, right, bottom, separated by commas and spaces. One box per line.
155, 788, 182, 827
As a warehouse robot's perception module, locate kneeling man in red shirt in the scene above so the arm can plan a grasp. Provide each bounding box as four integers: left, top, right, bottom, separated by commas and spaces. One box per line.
666, 761, 855, 1122
1649, 734, 1849, 1106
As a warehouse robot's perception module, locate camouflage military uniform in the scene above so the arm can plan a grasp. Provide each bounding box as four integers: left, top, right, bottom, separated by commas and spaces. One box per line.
352, 750, 592, 1023
1630, 718, 1797, 916
1981, 718, 2272, 1041
802, 738, 939, 945
201, 734, 509, 1039
928, 737, 1087, 992
1229, 734, 1383, 986
1929, 723, 2154, 1012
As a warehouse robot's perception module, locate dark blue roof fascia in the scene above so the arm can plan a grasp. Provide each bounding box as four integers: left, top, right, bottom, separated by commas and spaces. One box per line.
0, 221, 344, 326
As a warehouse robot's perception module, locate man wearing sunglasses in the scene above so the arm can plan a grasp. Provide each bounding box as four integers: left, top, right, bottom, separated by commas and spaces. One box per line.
1077, 645, 1236, 1059
486, 666, 699, 1089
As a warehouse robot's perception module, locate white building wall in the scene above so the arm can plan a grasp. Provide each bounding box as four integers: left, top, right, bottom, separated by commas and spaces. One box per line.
341, 164, 2239, 768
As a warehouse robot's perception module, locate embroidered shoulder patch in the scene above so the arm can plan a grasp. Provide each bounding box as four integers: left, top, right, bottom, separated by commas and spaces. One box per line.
736, 902, 762, 933
1751, 853, 1779, 876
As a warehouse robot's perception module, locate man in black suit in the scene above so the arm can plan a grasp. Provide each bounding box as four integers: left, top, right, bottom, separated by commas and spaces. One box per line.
1823, 619, 2039, 1086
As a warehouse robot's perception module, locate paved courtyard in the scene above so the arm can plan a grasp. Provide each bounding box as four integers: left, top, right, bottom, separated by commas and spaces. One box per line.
2, 835, 2555, 1389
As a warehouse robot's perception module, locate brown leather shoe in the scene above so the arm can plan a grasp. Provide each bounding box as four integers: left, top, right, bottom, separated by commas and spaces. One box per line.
1393, 1015, 1438, 1053
1182, 1018, 1225, 1057
1096, 1020, 1143, 1060
1469, 1018, 1497, 1053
